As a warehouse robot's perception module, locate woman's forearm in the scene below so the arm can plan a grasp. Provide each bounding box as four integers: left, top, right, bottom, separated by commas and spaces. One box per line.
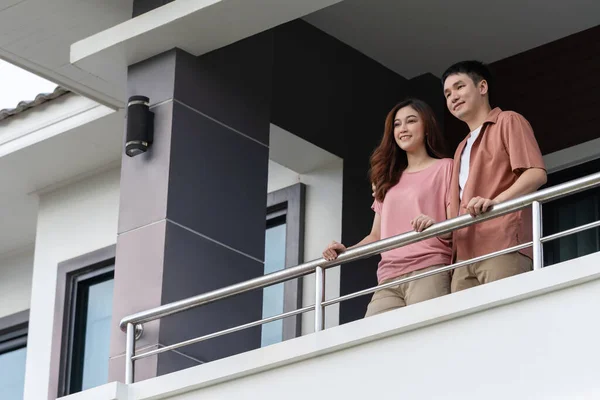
349, 233, 380, 250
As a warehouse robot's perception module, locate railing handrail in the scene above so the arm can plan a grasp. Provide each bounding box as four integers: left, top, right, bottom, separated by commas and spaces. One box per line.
119, 170, 600, 331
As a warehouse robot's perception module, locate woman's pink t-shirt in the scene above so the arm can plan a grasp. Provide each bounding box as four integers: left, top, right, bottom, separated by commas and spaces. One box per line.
372, 158, 453, 283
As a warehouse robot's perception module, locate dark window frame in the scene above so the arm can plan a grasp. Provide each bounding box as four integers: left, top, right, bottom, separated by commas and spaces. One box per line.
0, 310, 28, 355
0, 310, 28, 400
48, 245, 115, 399
543, 158, 600, 266
266, 183, 305, 341
62, 265, 114, 394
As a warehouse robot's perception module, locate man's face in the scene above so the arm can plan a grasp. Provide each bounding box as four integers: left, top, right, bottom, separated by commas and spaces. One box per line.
443, 73, 487, 122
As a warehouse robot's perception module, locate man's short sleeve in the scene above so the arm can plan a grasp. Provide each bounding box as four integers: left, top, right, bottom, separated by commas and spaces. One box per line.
371, 199, 383, 214
501, 113, 546, 174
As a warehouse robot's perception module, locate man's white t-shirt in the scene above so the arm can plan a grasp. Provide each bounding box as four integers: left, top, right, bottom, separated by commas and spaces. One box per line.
459, 125, 482, 200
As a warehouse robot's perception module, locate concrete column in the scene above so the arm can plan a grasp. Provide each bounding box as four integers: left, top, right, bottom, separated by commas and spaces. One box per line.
108, 33, 273, 381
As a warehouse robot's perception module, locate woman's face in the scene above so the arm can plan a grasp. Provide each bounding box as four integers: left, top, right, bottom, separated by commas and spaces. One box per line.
393, 106, 426, 153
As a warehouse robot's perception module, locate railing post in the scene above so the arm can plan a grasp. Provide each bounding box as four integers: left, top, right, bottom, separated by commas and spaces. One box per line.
314, 266, 325, 332
125, 322, 135, 384
532, 201, 543, 270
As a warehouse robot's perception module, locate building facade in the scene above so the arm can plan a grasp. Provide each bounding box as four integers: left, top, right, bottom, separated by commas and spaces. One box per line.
1, 1, 600, 399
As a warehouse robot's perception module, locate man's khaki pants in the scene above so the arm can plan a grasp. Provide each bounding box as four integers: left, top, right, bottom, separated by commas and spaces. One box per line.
451, 252, 532, 293
365, 265, 451, 317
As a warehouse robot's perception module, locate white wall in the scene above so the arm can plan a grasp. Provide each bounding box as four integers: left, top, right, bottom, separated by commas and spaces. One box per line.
24, 167, 120, 400
0, 247, 34, 318
268, 158, 343, 333
267, 160, 300, 192
268, 124, 344, 333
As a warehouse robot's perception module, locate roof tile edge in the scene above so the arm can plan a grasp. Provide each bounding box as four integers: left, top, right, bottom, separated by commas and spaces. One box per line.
0, 86, 71, 121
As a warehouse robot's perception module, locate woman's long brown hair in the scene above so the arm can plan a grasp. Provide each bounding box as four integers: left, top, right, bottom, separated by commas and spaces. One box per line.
370, 98, 447, 202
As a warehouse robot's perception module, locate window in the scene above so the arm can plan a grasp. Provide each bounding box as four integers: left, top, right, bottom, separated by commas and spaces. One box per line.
0, 311, 28, 400
63, 266, 114, 393
262, 207, 288, 346
50, 246, 116, 398
543, 158, 600, 266
262, 184, 305, 346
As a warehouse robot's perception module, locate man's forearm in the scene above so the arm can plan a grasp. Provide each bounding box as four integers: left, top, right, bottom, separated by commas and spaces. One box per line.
494, 168, 547, 204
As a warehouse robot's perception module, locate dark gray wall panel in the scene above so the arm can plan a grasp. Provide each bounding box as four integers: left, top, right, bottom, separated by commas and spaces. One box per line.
166, 101, 269, 261
271, 21, 409, 160
407, 73, 446, 135
172, 31, 274, 145
159, 221, 263, 371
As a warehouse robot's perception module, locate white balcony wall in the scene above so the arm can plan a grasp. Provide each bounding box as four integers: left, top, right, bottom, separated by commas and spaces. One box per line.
24, 168, 121, 400
63, 252, 600, 400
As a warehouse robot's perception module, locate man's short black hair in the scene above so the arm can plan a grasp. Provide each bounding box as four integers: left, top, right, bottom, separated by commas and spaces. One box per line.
442, 60, 494, 101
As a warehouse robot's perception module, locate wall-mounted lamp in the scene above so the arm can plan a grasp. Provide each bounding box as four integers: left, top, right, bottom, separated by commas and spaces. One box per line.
125, 95, 154, 157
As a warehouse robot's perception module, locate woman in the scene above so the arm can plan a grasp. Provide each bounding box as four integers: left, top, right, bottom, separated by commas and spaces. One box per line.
323, 98, 453, 317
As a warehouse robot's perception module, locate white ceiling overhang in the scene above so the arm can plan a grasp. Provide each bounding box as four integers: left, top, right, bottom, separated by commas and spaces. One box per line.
305, 0, 600, 78
2, 0, 598, 111
0, 0, 134, 108
0, 94, 124, 255
69, 0, 343, 106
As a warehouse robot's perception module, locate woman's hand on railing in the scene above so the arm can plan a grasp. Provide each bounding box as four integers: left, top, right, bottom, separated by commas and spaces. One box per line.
465, 196, 498, 217
411, 214, 435, 232
323, 241, 347, 261
411, 214, 452, 240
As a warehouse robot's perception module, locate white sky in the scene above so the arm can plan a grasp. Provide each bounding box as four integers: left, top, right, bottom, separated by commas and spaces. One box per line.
0, 59, 58, 111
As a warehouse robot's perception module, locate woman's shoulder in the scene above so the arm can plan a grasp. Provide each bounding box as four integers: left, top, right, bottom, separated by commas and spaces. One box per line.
435, 158, 454, 172
434, 158, 454, 183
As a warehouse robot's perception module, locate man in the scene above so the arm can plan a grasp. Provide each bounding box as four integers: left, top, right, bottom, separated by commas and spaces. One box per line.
442, 60, 547, 292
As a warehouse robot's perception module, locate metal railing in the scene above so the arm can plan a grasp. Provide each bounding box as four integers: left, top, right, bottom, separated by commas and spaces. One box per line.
120, 171, 600, 384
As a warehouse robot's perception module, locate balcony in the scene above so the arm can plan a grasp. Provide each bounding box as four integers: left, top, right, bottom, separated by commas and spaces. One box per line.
62, 259, 600, 400
61, 172, 600, 400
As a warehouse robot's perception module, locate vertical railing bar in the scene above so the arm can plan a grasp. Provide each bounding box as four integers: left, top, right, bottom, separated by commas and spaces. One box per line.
532, 201, 543, 270
125, 322, 135, 384
314, 266, 325, 332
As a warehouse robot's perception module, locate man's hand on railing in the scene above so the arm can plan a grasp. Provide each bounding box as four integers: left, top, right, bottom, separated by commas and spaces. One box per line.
323, 241, 347, 261
464, 168, 546, 217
